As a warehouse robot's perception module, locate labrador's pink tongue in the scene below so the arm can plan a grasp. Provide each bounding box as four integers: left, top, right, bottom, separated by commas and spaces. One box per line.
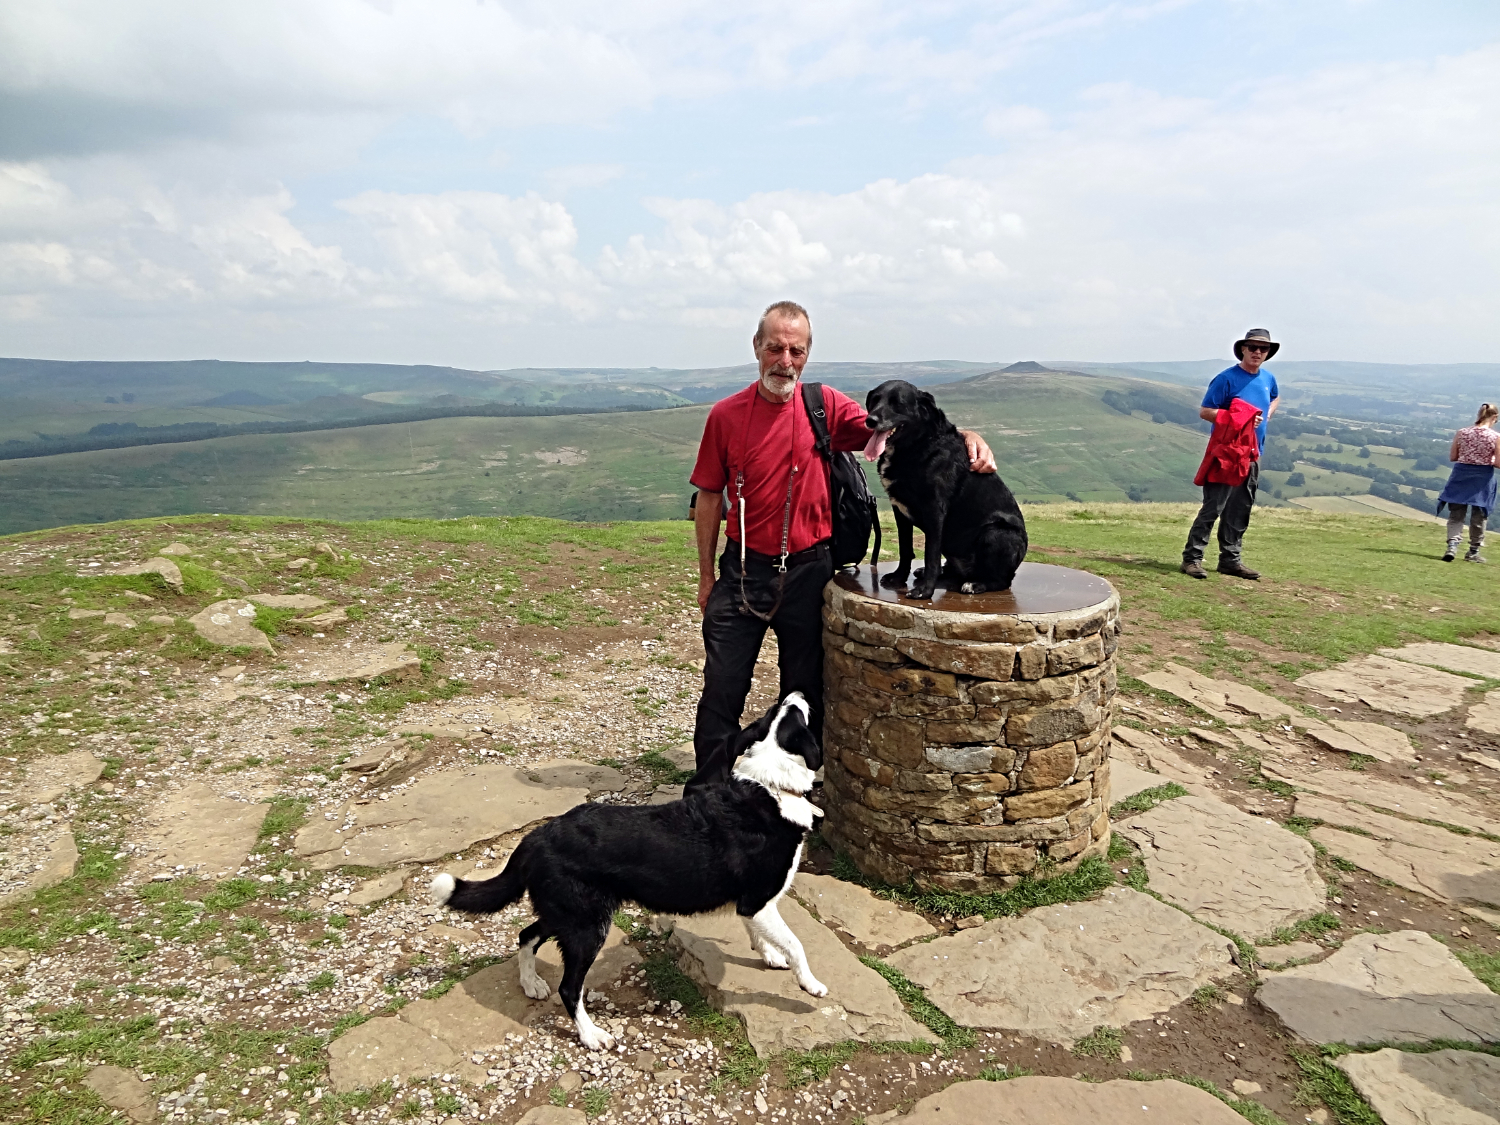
862, 430, 888, 462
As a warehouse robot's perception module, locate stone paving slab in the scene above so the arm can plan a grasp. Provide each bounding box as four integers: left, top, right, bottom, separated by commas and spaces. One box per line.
1108, 759, 1167, 804
670, 898, 928, 1056
295, 764, 588, 869
84, 1064, 158, 1123
883, 1075, 1247, 1124
1122, 795, 1324, 940
1265, 763, 1500, 837
1110, 727, 1214, 786
1258, 930, 1500, 1045
134, 783, 270, 876
1139, 662, 1294, 725
1296, 656, 1473, 718
1380, 642, 1500, 680
329, 928, 640, 1092
886, 887, 1236, 1043
1335, 1047, 1500, 1125
1311, 827, 1500, 912
344, 869, 410, 907
523, 760, 626, 796
1258, 941, 1324, 967
1468, 690, 1500, 736
792, 873, 935, 949
1303, 719, 1416, 764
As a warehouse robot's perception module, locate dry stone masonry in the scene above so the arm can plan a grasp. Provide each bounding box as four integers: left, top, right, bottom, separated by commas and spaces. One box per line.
820, 562, 1119, 893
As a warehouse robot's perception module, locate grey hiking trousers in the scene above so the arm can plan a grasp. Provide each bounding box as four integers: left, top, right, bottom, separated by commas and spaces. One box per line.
1183, 462, 1259, 567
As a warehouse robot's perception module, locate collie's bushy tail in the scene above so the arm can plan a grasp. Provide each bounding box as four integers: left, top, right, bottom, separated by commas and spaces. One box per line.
429, 836, 533, 914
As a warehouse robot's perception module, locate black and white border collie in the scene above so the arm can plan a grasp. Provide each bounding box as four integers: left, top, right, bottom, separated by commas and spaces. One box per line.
430, 694, 828, 1051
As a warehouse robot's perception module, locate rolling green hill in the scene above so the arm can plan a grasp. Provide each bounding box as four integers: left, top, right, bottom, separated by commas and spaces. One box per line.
0, 371, 1212, 535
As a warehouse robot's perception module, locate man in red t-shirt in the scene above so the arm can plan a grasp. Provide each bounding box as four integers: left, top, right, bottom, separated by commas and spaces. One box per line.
687, 300, 996, 779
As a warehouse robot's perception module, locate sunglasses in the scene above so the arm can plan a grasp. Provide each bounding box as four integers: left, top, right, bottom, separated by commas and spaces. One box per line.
1242, 344, 1271, 353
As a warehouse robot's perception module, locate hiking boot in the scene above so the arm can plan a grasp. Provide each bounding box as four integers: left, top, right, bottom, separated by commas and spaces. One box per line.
1444, 537, 1461, 562
1180, 560, 1207, 580
1465, 550, 1487, 563
1218, 560, 1261, 580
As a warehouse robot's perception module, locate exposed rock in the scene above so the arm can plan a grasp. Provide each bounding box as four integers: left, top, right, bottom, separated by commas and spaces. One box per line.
84, 1065, 158, 1123
1334, 1047, 1500, 1125
133, 783, 270, 876
1461, 750, 1500, 771
188, 599, 274, 653
158, 542, 193, 556
1, 829, 80, 907
1122, 795, 1324, 939
103, 612, 135, 628
290, 643, 420, 684
247, 593, 328, 609
661, 743, 697, 773
294, 764, 588, 869
298, 606, 348, 628
792, 873, 935, 949
346, 869, 409, 906
1379, 641, 1500, 680
146, 615, 175, 626
1296, 656, 1473, 718
1258, 930, 1500, 1044
649, 784, 684, 805
1265, 763, 1500, 836
1468, 690, 1500, 736
671, 897, 928, 1055
1139, 662, 1293, 725
524, 760, 626, 796
1303, 720, 1416, 764
67, 608, 105, 620
887, 888, 1235, 1042
111, 557, 184, 592
891, 1076, 1246, 1124
0, 947, 31, 972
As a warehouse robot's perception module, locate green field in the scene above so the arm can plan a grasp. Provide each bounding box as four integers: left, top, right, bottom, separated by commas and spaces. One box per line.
0, 372, 1220, 535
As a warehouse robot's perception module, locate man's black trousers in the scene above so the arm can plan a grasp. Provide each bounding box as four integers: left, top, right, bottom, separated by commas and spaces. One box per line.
692, 542, 833, 778
1183, 461, 1259, 566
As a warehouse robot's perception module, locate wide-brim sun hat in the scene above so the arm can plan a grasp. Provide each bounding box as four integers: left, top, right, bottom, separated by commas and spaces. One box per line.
1234, 328, 1279, 360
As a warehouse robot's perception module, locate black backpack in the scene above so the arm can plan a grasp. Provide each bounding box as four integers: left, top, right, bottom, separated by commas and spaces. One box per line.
801, 381, 881, 569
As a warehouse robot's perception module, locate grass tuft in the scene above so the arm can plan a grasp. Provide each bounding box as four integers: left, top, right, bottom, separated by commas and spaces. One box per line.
834, 853, 1116, 922
1072, 1025, 1123, 1060
1290, 1049, 1382, 1125
858, 957, 971, 1049
1109, 781, 1189, 818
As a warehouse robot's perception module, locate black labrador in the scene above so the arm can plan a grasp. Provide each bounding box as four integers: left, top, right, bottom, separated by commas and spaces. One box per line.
863, 379, 1028, 598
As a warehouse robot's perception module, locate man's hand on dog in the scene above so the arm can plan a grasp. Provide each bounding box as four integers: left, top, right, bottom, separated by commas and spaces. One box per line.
960, 429, 996, 474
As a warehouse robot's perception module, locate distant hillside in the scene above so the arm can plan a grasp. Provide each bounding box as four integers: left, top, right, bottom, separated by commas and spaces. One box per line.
0, 370, 1212, 534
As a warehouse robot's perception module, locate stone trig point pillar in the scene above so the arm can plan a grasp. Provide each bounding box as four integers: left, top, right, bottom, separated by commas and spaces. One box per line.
821, 561, 1120, 894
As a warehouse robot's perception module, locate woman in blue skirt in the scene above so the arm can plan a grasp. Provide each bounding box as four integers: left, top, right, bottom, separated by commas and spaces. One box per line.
1438, 403, 1499, 562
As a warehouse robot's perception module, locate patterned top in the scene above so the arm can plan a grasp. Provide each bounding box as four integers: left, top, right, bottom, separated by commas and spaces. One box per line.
1455, 425, 1499, 466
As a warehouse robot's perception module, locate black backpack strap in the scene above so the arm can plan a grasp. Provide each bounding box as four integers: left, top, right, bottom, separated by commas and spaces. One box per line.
801, 381, 833, 460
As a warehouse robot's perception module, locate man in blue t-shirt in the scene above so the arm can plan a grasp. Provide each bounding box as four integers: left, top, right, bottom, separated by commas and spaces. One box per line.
1180, 328, 1281, 580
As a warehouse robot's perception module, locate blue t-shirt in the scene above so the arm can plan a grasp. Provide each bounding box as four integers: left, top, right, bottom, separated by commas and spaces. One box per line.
1202, 364, 1279, 449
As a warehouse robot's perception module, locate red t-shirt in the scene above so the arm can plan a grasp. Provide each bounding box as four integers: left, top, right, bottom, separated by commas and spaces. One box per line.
691, 382, 871, 557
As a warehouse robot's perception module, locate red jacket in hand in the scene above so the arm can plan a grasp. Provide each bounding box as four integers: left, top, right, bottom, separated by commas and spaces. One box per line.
1194, 397, 1262, 487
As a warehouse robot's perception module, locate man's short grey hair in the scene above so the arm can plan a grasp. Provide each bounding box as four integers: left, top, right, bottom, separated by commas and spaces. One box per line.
754, 300, 812, 348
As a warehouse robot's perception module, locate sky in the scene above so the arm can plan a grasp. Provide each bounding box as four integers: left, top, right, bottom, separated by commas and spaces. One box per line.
1, 1, 1497, 370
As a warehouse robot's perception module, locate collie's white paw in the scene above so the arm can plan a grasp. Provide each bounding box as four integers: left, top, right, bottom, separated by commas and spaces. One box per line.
429, 873, 456, 905
519, 971, 550, 1000
798, 975, 828, 998
959, 581, 980, 594
758, 945, 790, 969
578, 1024, 616, 1052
